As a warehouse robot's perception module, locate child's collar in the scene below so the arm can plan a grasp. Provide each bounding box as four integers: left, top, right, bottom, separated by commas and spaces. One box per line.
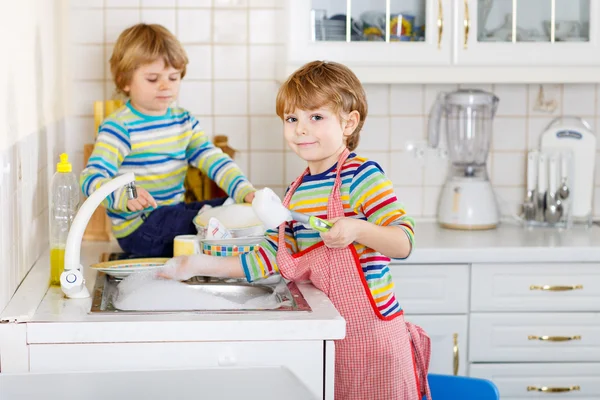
126, 100, 172, 120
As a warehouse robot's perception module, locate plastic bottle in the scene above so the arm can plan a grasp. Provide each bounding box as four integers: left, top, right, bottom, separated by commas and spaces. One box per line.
49, 153, 80, 286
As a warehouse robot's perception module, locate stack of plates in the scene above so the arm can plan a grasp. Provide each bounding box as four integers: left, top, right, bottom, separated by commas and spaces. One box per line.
314, 19, 346, 41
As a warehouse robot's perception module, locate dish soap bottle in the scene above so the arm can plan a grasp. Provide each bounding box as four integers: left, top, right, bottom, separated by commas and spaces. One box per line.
49, 153, 79, 286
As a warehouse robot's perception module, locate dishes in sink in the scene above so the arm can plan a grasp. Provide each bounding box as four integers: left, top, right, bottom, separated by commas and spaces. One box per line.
194, 203, 265, 238
90, 258, 169, 279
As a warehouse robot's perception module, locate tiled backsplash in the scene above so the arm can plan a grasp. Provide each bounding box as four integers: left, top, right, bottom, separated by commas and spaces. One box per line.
0, 1, 66, 311
66, 1, 600, 221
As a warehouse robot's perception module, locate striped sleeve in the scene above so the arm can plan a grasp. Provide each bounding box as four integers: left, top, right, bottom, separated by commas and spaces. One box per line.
186, 115, 255, 203
349, 160, 415, 249
239, 223, 298, 282
80, 117, 132, 211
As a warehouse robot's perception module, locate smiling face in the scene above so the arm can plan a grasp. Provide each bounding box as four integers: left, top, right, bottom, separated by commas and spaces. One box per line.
123, 58, 181, 116
283, 106, 360, 175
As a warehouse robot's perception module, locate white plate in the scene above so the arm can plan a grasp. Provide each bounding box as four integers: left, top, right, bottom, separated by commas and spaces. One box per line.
90, 258, 169, 279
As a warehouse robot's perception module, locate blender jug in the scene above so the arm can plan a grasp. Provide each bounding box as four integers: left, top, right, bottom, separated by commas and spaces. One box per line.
428, 89, 500, 230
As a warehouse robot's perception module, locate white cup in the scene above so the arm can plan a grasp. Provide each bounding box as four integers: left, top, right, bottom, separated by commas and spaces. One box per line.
173, 235, 201, 257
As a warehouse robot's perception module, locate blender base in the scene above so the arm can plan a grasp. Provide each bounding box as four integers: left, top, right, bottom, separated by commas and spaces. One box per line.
437, 178, 499, 230
439, 222, 498, 230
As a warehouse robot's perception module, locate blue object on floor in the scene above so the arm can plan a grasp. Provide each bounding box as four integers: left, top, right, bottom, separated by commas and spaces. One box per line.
425, 373, 500, 400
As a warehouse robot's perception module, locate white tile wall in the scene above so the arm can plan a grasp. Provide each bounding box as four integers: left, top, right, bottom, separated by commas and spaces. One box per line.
66, 1, 600, 225
0, 0, 65, 312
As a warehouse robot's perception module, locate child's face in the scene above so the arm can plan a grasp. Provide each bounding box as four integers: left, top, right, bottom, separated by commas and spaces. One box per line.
124, 58, 182, 116
283, 106, 359, 174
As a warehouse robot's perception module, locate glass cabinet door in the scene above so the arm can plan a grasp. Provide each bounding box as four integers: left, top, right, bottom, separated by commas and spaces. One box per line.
311, 0, 426, 43
456, 0, 600, 66
286, 0, 452, 68
477, 0, 589, 43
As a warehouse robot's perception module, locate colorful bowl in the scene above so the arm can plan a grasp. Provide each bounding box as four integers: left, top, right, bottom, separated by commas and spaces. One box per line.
201, 237, 263, 257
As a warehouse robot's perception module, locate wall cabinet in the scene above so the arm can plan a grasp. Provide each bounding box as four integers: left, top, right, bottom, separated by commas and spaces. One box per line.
281, 0, 600, 83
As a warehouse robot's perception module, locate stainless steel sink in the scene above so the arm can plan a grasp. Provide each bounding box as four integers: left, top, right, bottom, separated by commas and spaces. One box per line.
90, 273, 312, 314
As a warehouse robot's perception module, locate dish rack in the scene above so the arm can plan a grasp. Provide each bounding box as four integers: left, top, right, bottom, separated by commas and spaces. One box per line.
521, 149, 573, 228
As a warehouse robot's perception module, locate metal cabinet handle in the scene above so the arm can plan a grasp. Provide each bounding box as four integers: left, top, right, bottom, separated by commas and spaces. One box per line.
528, 335, 581, 342
463, 0, 470, 49
452, 333, 459, 376
530, 284, 583, 291
527, 385, 581, 393
437, 0, 443, 49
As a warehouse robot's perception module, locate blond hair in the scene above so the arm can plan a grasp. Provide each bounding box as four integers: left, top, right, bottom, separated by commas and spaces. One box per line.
275, 61, 368, 151
110, 23, 188, 95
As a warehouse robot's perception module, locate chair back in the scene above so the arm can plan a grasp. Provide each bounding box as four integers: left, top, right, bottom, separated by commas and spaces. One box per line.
425, 374, 499, 400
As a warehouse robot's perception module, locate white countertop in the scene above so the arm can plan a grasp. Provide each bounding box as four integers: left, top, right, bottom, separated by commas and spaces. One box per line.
403, 220, 600, 264
2, 221, 600, 343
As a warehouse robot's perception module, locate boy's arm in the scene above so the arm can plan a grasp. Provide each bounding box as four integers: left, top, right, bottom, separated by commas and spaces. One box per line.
239, 223, 298, 282
349, 161, 414, 259
160, 224, 298, 282
186, 115, 255, 203
80, 119, 132, 212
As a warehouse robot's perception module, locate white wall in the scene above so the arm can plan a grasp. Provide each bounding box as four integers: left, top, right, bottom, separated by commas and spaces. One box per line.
0, 0, 68, 311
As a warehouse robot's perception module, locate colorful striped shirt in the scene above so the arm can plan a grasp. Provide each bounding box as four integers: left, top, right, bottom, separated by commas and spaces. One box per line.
81, 102, 255, 238
240, 153, 415, 317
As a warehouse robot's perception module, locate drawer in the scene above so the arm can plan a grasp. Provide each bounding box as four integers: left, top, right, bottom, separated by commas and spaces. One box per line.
470, 363, 600, 399
469, 313, 600, 362
471, 263, 600, 312
389, 264, 469, 314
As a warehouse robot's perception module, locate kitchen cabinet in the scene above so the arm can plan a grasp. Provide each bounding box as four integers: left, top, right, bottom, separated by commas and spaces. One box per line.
22, 339, 332, 399
393, 259, 600, 397
281, 0, 600, 83
391, 264, 469, 376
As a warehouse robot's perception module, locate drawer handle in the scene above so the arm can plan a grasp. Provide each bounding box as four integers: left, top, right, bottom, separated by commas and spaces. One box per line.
529, 284, 583, 291
452, 333, 459, 376
527, 385, 581, 393
463, 0, 470, 49
437, 0, 443, 49
528, 335, 581, 342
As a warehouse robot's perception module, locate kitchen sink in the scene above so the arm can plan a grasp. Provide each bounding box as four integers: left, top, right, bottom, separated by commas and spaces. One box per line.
90, 273, 312, 314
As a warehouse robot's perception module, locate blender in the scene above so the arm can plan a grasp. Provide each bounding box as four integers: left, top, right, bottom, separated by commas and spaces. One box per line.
428, 89, 500, 230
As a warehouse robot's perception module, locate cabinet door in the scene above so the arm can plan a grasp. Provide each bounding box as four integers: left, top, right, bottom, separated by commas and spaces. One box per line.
285, 0, 452, 71
404, 315, 468, 376
455, 0, 600, 66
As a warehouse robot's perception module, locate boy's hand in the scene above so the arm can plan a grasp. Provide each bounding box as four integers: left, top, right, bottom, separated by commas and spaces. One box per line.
320, 217, 362, 248
157, 256, 198, 281
127, 187, 157, 211
244, 191, 256, 203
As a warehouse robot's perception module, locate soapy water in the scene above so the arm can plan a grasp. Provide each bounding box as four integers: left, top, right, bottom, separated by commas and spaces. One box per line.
252, 188, 292, 230
113, 271, 281, 311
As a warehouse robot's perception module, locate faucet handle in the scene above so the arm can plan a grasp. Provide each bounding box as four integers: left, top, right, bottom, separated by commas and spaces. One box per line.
125, 182, 138, 200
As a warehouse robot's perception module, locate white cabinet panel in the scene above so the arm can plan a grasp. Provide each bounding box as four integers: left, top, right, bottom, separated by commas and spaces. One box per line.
470, 363, 600, 399
391, 264, 469, 314
471, 263, 600, 312
470, 313, 600, 362
405, 315, 468, 376
29, 341, 324, 398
